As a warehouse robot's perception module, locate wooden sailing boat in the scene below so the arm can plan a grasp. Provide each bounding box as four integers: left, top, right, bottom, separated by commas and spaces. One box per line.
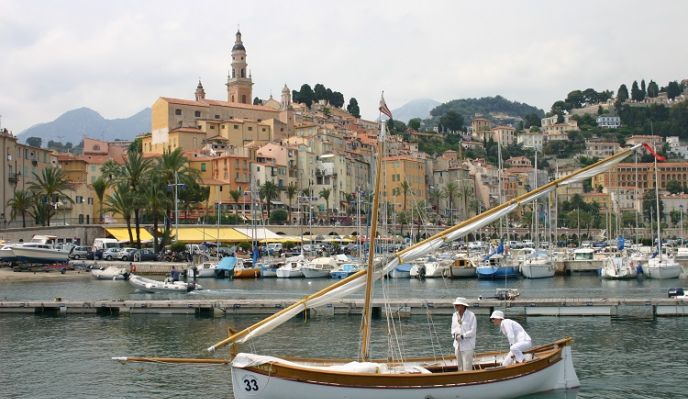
115, 100, 646, 399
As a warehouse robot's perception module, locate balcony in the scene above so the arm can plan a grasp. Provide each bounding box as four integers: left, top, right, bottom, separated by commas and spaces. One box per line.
8, 174, 18, 184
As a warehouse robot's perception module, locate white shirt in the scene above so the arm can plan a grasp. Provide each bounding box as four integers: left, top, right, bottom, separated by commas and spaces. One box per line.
451, 309, 477, 350
499, 319, 531, 346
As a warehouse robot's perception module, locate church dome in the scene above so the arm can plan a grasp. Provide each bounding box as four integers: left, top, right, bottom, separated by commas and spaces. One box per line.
232, 43, 245, 51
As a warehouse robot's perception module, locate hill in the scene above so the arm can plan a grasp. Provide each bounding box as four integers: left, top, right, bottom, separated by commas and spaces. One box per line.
429, 95, 544, 125
18, 107, 151, 145
391, 98, 441, 122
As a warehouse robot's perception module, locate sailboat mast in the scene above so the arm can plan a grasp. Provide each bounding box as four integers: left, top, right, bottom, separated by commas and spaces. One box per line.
653, 141, 662, 256
359, 111, 386, 361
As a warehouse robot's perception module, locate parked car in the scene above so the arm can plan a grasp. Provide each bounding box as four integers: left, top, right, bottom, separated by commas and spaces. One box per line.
133, 248, 157, 262
102, 247, 121, 260
117, 247, 138, 261
69, 246, 93, 260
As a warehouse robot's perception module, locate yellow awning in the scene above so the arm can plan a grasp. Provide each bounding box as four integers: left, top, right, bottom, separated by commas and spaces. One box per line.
105, 227, 154, 243
170, 227, 250, 243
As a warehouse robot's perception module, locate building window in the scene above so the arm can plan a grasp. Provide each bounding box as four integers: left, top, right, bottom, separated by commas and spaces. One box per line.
201, 163, 206, 172
262, 128, 266, 132
175, 109, 182, 115
242, 95, 247, 103
234, 124, 239, 129
248, 127, 253, 131
215, 114, 220, 119
78, 214, 84, 224
210, 125, 215, 130
194, 110, 201, 118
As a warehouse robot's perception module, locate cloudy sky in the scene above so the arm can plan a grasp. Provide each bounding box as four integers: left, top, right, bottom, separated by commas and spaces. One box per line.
1, 0, 687, 133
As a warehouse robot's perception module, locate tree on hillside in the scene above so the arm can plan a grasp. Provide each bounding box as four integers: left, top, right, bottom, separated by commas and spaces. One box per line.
347, 98, 360, 118
330, 91, 345, 108
26, 137, 42, 148
253, 97, 263, 105
296, 84, 314, 107
616, 84, 629, 103
408, 118, 421, 131
313, 84, 328, 102
631, 81, 644, 101
439, 111, 464, 133
641, 79, 647, 98
647, 80, 659, 98
259, 181, 280, 219
667, 81, 682, 100
523, 113, 541, 128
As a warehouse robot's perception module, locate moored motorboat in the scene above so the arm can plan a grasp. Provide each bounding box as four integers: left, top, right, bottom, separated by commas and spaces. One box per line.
91, 266, 130, 280
276, 256, 305, 278
476, 255, 520, 279
520, 250, 555, 279
302, 257, 339, 278
258, 261, 281, 278
330, 263, 360, 279
233, 259, 261, 279
128, 274, 199, 293
388, 263, 412, 278
448, 257, 477, 278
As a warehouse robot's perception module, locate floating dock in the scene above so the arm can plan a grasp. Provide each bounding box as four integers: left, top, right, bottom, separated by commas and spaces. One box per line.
1, 297, 686, 318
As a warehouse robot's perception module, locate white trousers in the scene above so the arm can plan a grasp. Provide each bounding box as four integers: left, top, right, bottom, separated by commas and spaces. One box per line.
502, 340, 532, 366
455, 346, 474, 371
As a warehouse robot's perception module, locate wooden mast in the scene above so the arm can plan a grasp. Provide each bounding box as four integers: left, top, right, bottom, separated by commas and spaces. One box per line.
359, 109, 386, 361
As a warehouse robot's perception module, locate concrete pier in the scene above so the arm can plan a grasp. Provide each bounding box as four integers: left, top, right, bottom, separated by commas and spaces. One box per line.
1, 297, 686, 318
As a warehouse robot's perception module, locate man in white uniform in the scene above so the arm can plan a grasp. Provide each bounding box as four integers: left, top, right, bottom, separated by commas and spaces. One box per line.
450, 297, 477, 371
490, 310, 532, 366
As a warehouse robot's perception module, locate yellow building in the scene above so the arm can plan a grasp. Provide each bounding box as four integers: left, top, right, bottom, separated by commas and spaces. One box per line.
383, 156, 427, 212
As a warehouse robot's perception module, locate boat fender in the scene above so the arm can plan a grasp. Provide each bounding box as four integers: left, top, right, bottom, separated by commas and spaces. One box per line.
130, 264, 137, 273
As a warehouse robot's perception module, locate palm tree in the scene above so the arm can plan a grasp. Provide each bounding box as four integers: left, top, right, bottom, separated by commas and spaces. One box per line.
443, 181, 459, 225
143, 175, 169, 253
30, 201, 54, 227
259, 181, 280, 219
399, 181, 411, 212
229, 189, 243, 216
8, 190, 33, 228
158, 148, 200, 231
29, 167, 73, 226
106, 183, 135, 244
286, 183, 298, 222
319, 188, 331, 216
121, 149, 152, 248
100, 160, 122, 183
92, 176, 108, 223
428, 187, 442, 213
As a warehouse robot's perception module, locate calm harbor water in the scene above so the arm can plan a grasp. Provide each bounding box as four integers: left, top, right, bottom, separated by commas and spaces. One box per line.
1, 274, 687, 398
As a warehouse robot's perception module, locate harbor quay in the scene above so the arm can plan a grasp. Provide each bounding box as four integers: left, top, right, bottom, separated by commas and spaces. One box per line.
1, 297, 687, 318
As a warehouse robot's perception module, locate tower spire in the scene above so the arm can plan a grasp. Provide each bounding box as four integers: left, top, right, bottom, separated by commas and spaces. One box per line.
226, 29, 253, 104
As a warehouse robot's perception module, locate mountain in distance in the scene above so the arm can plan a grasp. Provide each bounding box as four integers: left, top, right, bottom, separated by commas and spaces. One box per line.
430, 95, 545, 124
18, 107, 151, 145
391, 98, 441, 123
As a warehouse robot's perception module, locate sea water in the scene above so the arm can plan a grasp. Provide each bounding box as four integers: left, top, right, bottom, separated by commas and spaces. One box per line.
1, 275, 687, 398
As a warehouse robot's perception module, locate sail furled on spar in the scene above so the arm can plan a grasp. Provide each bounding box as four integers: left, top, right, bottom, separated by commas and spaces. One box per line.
208, 144, 641, 352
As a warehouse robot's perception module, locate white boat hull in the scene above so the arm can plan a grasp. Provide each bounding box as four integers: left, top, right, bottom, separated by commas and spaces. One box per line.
448, 266, 476, 278
10, 247, 70, 264
600, 257, 638, 280
645, 262, 682, 279
388, 269, 410, 278
230, 345, 579, 399
520, 262, 555, 279
128, 274, 199, 293
276, 269, 303, 278
301, 268, 331, 278
91, 266, 129, 280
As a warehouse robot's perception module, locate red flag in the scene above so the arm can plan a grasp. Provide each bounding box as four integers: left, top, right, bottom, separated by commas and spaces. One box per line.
379, 93, 392, 119
642, 143, 666, 161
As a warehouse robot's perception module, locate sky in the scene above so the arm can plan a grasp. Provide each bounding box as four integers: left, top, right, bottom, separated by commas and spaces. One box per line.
1, 0, 687, 133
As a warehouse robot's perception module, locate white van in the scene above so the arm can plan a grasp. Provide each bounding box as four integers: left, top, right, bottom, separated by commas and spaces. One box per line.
93, 238, 121, 251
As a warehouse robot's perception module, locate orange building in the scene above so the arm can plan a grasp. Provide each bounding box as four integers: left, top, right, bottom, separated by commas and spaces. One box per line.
382, 156, 427, 212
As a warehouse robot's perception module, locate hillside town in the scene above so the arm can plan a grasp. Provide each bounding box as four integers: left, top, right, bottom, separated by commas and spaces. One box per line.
2, 31, 688, 245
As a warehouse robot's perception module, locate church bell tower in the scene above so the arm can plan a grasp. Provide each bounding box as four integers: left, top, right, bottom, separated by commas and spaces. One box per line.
226, 30, 254, 104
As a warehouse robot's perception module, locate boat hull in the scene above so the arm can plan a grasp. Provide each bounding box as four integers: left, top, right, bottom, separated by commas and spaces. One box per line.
91, 267, 129, 280
520, 263, 555, 279
128, 274, 198, 293
276, 269, 303, 278
230, 341, 579, 399
645, 264, 682, 279
301, 268, 331, 278
10, 247, 69, 264
476, 266, 519, 279
449, 266, 476, 278
234, 268, 261, 279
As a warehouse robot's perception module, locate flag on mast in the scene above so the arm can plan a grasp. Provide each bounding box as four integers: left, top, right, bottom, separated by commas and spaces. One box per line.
379, 92, 393, 119
642, 143, 666, 161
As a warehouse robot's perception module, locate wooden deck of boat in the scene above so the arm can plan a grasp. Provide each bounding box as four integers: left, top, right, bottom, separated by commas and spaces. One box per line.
1, 297, 686, 318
